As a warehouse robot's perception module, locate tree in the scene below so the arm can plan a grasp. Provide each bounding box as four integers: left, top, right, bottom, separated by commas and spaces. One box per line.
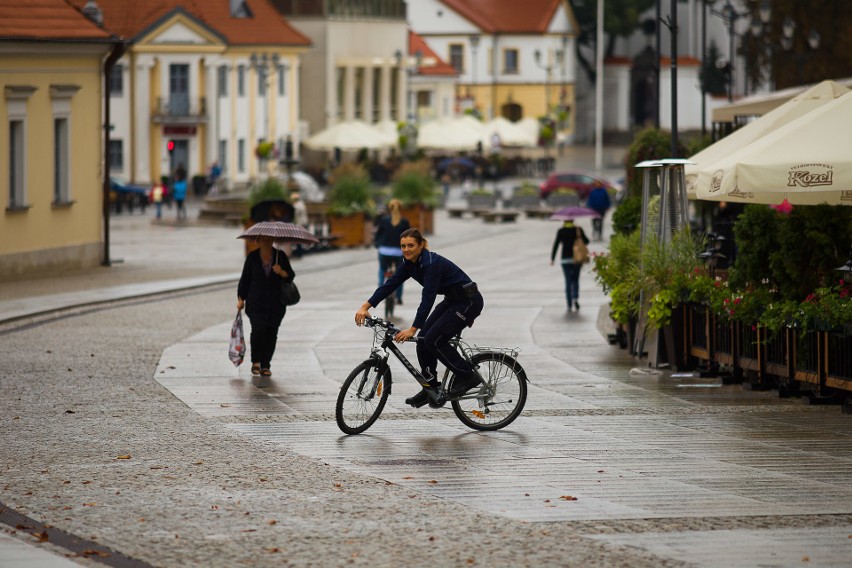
569, 0, 656, 83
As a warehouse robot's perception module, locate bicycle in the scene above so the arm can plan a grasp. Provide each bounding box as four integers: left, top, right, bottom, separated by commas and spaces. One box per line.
335, 316, 528, 435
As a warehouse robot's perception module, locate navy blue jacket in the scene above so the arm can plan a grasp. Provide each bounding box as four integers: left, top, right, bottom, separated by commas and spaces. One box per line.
367, 250, 472, 329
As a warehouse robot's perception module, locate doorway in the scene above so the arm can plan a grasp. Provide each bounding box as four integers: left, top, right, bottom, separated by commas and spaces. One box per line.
169, 139, 189, 180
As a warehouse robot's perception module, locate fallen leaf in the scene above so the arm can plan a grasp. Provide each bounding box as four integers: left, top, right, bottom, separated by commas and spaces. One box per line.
597, 470, 605, 473
267, 520, 277, 525
82, 550, 109, 557
403, 476, 414, 480
64, 410, 75, 414
267, 548, 280, 553
82, 481, 91, 484
559, 495, 578, 501
543, 499, 550, 503
116, 455, 131, 460
83, 503, 97, 507
802, 556, 809, 562
428, 480, 438, 484
524, 493, 530, 497
33, 531, 49, 542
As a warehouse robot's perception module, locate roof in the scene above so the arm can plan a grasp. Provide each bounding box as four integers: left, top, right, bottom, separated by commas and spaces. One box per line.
0, 0, 113, 41
438, 0, 563, 34
66, 0, 311, 46
409, 30, 456, 77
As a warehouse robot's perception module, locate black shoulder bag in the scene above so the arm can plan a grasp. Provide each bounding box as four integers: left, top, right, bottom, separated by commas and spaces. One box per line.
277, 249, 301, 306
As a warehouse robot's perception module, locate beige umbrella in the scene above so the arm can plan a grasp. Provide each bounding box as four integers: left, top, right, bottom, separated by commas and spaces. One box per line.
417, 117, 481, 151
695, 90, 852, 205
686, 80, 850, 197
481, 117, 537, 148
373, 119, 400, 146
304, 120, 392, 151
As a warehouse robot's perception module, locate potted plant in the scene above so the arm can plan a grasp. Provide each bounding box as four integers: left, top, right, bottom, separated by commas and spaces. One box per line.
510, 182, 541, 209
327, 163, 374, 247
466, 187, 497, 210
391, 160, 439, 234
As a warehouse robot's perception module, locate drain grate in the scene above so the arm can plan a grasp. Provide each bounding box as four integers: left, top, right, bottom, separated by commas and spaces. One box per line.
0, 502, 154, 568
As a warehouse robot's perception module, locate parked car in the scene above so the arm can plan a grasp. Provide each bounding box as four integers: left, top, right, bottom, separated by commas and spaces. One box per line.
539, 171, 621, 200
110, 177, 150, 214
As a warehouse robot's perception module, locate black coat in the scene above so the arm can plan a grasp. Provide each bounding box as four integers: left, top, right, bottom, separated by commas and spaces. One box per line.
551, 225, 589, 262
237, 248, 295, 326
374, 215, 411, 249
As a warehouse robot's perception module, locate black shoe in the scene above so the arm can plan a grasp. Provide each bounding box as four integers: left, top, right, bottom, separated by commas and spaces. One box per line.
405, 389, 431, 408
448, 374, 482, 397
574, 301, 580, 311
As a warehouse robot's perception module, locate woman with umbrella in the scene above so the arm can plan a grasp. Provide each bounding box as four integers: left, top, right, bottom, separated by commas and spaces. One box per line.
237, 222, 316, 376
550, 208, 593, 312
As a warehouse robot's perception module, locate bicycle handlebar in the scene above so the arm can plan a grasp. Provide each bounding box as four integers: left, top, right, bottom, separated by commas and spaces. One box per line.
364, 316, 417, 341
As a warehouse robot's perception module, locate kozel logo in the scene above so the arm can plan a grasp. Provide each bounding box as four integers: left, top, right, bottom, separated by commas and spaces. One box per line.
710, 170, 724, 193
787, 164, 833, 188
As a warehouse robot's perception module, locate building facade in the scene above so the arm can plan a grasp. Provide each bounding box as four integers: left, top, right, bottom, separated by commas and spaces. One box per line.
0, 0, 118, 276
74, 0, 311, 189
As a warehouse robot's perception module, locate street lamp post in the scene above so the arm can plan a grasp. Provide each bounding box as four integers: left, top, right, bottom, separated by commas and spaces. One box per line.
249, 52, 280, 141
781, 16, 821, 86
534, 47, 562, 117
394, 49, 423, 158
469, 34, 480, 102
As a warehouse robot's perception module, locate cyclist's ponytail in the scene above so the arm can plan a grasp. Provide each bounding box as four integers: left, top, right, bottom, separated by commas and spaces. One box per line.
400, 227, 428, 249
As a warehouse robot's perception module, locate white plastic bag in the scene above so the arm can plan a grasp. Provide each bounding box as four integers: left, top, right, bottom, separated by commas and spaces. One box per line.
228, 311, 246, 367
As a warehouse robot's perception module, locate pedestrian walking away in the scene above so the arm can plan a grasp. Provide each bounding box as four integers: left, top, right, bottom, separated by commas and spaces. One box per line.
551, 220, 589, 312
290, 191, 309, 258
586, 185, 611, 241
237, 236, 295, 376
374, 199, 410, 304
151, 182, 164, 219
354, 228, 484, 408
173, 163, 188, 220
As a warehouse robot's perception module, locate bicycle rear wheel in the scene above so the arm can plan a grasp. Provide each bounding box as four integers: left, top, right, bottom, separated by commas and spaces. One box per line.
451, 352, 527, 431
336, 360, 390, 435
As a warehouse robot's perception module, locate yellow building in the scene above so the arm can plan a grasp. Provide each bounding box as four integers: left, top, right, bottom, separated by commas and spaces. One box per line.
0, 0, 119, 277
74, 0, 311, 190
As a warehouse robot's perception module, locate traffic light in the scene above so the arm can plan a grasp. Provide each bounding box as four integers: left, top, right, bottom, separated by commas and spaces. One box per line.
167, 139, 175, 153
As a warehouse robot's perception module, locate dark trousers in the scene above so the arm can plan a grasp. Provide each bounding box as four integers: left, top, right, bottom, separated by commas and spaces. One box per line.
378, 254, 404, 301
416, 293, 484, 382
248, 320, 280, 368
176, 199, 186, 220
561, 262, 582, 306
592, 217, 603, 239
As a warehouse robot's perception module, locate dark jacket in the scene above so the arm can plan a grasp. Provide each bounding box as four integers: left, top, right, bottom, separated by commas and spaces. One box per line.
368, 250, 472, 329
238, 248, 295, 326
551, 225, 589, 262
374, 215, 411, 249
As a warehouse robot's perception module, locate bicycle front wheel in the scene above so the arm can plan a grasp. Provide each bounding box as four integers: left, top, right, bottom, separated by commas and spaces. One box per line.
451, 352, 527, 431
336, 360, 391, 435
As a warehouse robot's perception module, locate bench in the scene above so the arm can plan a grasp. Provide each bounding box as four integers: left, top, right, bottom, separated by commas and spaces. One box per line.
447, 207, 493, 219
524, 207, 555, 219
481, 210, 520, 223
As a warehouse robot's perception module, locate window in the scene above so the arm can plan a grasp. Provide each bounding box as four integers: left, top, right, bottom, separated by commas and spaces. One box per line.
8, 119, 24, 208
109, 64, 123, 96
258, 67, 267, 96
237, 65, 246, 97
237, 138, 245, 173
503, 49, 519, 74
108, 139, 123, 171
278, 65, 286, 96
54, 118, 70, 203
218, 139, 228, 172
217, 66, 228, 97
449, 44, 464, 74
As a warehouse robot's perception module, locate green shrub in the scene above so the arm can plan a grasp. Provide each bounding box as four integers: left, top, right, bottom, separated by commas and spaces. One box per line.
391, 160, 438, 206
247, 177, 288, 208
612, 195, 641, 236
624, 127, 687, 199
328, 163, 374, 216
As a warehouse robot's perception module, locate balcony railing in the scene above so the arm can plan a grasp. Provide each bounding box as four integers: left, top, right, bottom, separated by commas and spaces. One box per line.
152, 97, 208, 124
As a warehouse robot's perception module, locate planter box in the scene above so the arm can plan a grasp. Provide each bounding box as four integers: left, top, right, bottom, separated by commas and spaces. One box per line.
400, 204, 434, 235
509, 195, 541, 209
466, 194, 497, 209
547, 193, 580, 207
328, 212, 367, 247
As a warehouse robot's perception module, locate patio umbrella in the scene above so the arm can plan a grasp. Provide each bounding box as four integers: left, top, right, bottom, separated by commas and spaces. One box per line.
482, 117, 538, 148
550, 206, 601, 221
238, 221, 319, 244
687, 80, 850, 198
418, 118, 481, 151
304, 120, 392, 151
695, 90, 852, 205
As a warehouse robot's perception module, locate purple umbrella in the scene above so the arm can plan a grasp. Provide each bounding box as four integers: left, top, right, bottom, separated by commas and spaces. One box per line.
238, 221, 319, 244
550, 206, 601, 221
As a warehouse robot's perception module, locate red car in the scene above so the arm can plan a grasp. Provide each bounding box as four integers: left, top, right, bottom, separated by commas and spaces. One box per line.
539, 171, 620, 200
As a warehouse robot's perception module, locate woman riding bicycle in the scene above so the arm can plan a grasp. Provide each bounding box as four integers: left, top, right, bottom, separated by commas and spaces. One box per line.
355, 228, 484, 408
374, 199, 410, 304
